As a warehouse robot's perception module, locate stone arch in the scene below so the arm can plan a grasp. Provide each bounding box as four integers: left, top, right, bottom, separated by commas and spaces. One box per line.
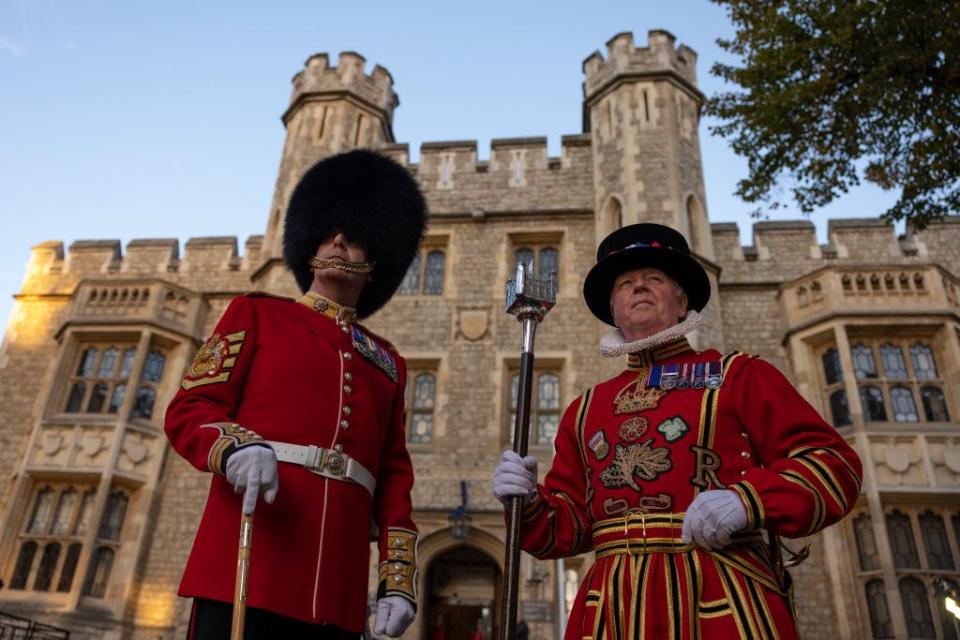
414, 526, 505, 640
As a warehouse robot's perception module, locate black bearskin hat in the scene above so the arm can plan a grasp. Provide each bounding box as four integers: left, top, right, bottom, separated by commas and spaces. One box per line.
283, 150, 427, 318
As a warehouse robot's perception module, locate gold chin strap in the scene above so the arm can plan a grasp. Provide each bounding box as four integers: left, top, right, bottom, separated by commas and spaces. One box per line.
310, 256, 375, 274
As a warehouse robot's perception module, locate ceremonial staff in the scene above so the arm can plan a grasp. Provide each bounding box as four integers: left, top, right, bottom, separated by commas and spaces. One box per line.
231, 513, 253, 640
499, 263, 557, 640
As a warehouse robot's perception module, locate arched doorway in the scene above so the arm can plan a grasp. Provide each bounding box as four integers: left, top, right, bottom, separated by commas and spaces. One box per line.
424, 546, 501, 640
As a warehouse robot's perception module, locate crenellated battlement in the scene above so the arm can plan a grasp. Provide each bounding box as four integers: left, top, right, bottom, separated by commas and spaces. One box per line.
710, 217, 960, 283
581, 30, 699, 106
285, 51, 398, 124
20, 235, 266, 298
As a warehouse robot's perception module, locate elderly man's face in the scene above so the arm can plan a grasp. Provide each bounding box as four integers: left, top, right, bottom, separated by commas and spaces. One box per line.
610, 268, 688, 341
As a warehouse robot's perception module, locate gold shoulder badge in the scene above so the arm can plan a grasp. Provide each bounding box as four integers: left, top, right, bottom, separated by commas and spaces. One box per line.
181, 330, 247, 390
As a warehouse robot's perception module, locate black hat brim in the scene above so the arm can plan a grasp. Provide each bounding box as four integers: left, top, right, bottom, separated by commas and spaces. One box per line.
583, 246, 710, 326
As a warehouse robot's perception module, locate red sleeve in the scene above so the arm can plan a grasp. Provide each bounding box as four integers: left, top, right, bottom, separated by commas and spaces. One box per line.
164, 296, 266, 476
374, 356, 419, 607
519, 394, 594, 559
726, 358, 863, 538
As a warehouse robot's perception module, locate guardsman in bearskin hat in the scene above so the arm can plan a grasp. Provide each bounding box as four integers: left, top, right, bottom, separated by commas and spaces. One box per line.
493, 224, 863, 639
166, 150, 426, 638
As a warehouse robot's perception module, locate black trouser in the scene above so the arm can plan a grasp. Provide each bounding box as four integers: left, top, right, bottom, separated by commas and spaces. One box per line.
188, 598, 360, 639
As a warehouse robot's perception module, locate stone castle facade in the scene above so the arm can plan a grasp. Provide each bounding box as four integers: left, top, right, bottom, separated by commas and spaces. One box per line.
1, 30, 958, 639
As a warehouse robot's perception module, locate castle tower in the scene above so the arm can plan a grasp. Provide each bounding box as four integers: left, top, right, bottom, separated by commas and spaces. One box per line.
254, 52, 399, 292
582, 31, 712, 260
583, 31, 722, 348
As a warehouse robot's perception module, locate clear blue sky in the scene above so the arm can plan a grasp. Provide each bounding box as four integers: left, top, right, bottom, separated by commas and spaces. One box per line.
0, 0, 899, 337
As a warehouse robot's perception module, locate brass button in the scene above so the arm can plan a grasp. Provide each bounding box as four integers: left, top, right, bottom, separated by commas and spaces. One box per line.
740, 470, 747, 477
741, 451, 751, 459
314, 299, 329, 312
341, 325, 350, 334
393, 575, 403, 584
740, 431, 749, 439
344, 384, 353, 395
343, 352, 353, 360
344, 372, 353, 382
340, 419, 350, 429
393, 562, 402, 571
343, 406, 352, 416
394, 537, 402, 545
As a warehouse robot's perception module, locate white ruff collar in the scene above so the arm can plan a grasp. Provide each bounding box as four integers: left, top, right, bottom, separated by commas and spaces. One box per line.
600, 311, 704, 358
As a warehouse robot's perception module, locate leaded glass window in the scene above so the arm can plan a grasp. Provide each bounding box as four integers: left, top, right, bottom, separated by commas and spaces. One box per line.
56, 543, 82, 593
910, 343, 938, 380
879, 343, 908, 379
921, 386, 950, 422
514, 248, 534, 271
82, 547, 114, 598
829, 390, 851, 427
423, 251, 445, 295
537, 373, 561, 445
919, 511, 955, 570
860, 386, 887, 422
899, 577, 934, 638
33, 543, 60, 591
132, 386, 156, 419
852, 344, 879, 379
865, 579, 894, 638
513, 245, 560, 285
853, 513, 880, 571
539, 247, 559, 277
98, 491, 128, 541
64, 341, 142, 415
822, 348, 843, 385
886, 511, 920, 569
27, 487, 54, 534
889, 386, 919, 422
50, 489, 76, 536
399, 253, 421, 295
76, 348, 97, 377
406, 372, 436, 445
143, 351, 166, 382
9, 542, 37, 590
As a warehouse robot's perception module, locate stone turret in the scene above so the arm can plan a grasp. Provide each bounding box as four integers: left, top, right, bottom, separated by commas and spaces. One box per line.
582, 30, 710, 261
256, 52, 399, 292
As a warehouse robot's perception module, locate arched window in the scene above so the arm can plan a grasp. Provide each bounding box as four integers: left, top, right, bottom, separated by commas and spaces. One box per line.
97, 347, 118, 377
853, 513, 879, 570
406, 373, 436, 444
10, 541, 38, 590
76, 348, 98, 377
879, 344, 907, 379
65, 383, 86, 412
859, 386, 887, 422
899, 577, 934, 638
98, 491, 128, 541
829, 390, 851, 427
50, 489, 76, 535
27, 487, 54, 534
57, 543, 83, 593
822, 348, 843, 385
919, 511, 954, 570
865, 579, 894, 638
118, 348, 136, 378
885, 510, 919, 569
851, 344, 878, 379
537, 373, 561, 445
514, 248, 534, 272
910, 343, 938, 379
75, 490, 95, 536
398, 253, 421, 295
143, 351, 166, 383
539, 248, 559, 278
423, 251, 445, 295
889, 386, 918, 422
32, 543, 61, 591
87, 382, 108, 413
108, 383, 126, 414
83, 547, 115, 598
132, 386, 156, 419
920, 386, 949, 422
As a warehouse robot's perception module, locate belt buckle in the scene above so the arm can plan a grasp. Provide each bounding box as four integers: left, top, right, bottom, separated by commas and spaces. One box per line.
624, 512, 647, 555
306, 446, 346, 478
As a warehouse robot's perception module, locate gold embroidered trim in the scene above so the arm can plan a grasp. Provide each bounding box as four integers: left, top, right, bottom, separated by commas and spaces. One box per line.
380, 528, 418, 603
296, 291, 357, 325
201, 423, 264, 475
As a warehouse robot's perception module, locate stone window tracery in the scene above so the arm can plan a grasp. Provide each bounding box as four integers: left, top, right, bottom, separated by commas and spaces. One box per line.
398, 239, 449, 296
405, 370, 437, 445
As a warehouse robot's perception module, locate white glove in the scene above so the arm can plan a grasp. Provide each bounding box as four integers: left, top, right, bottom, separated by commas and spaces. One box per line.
681, 490, 749, 550
225, 445, 279, 515
374, 596, 415, 638
492, 450, 538, 506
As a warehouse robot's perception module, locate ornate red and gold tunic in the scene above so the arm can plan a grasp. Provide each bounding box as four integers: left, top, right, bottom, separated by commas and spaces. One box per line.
521, 337, 862, 639
165, 292, 417, 632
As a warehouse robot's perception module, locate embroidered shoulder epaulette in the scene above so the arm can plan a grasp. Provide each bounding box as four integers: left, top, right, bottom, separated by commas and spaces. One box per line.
352, 324, 399, 383
245, 291, 296, 302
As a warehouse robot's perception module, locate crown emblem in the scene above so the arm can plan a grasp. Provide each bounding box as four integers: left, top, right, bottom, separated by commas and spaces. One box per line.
613, 370, 665, 415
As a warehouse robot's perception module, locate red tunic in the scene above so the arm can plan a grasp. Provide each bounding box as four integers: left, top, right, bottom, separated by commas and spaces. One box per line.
165, 293, 417, 632
520, 337, 862, 639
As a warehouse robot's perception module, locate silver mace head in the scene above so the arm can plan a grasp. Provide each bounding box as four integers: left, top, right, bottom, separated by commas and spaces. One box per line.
505, 262, 557, 322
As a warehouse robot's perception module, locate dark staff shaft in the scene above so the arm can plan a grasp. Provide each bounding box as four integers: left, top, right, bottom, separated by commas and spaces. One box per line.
499, 317, 538, 640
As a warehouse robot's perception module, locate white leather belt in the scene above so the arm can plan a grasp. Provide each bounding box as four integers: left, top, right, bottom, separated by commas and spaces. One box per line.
267, 441, 375, 498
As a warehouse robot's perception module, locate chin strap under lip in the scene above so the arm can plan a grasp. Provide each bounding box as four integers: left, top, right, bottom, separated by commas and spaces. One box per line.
310, 256, 375, 274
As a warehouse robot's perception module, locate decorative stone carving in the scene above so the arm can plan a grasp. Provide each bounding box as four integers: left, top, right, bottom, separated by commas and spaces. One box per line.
871, 436, 927, 487
928, 437, 960, 488
457, 308, 490, 342
117, 431, 157, 476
